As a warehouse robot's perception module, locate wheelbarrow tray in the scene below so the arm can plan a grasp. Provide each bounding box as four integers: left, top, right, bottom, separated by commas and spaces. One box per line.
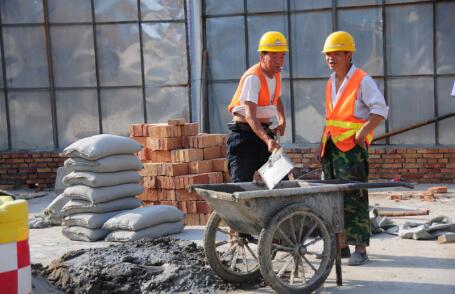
191, 180, 410, 236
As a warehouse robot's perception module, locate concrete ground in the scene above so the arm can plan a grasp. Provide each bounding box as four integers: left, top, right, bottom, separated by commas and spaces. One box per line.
24, 184, 455, 293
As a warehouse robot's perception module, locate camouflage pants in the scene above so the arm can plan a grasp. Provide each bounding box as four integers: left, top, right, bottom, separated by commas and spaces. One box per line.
322, 139, 370, 246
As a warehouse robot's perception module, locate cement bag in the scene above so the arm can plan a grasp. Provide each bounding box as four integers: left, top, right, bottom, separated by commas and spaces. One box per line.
63, 170, 141, 188
63, 210, 130, 229
105, 221, 184, 242
102, 205, 185, 231
62, 226, 110, 242
43, 193, 70, 225
64, 155, 143, 173
64, 183, 144, 204
62, 134, 142, 160
62, 197, 142, 216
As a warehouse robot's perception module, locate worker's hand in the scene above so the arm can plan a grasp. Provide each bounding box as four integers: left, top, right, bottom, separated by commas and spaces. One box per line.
314, 145, 322, 162
274, 123, 286, 136
354, 131, 367, 150
267, 138, 280, 153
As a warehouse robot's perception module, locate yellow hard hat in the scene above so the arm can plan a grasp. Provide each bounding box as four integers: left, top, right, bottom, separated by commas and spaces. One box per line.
321, 31, 356, 53
257, 31, 288, 52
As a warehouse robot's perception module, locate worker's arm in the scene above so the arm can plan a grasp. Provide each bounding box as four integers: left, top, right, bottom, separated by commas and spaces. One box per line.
355, 113, 384, 149
244, 101, 279, 152
274, 98, 286, 136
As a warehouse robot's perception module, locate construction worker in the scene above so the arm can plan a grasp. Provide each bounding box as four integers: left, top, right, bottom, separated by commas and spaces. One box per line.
317, 31, 389, 266
227, 31, 288, 182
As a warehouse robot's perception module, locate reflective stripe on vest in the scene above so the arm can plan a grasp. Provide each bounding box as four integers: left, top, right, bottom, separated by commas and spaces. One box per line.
321, 68, 374, 157
227, 63, 281, 113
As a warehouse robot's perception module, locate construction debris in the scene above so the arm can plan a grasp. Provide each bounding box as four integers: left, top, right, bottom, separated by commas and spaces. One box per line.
32, 237, 256, 293
437, 233, 455, 244
373, 207, 430, 217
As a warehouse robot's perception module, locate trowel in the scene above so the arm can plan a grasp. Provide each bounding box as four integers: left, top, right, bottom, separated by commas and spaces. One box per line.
258, 146, 294, 190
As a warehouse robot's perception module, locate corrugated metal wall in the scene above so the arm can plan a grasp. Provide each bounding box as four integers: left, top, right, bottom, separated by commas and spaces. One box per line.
202, 0, 455, 146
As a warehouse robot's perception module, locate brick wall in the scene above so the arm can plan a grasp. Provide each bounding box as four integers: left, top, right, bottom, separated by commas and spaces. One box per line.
1, 146, 454, 210
285, 146, 455, 183
0, 152, 65, 190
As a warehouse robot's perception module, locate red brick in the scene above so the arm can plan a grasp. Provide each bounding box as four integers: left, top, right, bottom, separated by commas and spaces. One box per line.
129, 123, 145, 137
131, 136, 147, 146
147, 150, 172, 163
171, 149, 204, 163
137, 149, 148, 161
181, 123, 199, 136
176, 189, 198, 201
168, 118, 186, 126
203, 146, 222, 160
196, 201, 212, 214
187, 134, 226, 148
186, 201, 197, 214
155, 176, 176, 189
147, 123, 182, 138
143, 162, 188, 176
143, 176, 156, 188
184, 213, 200, 226
147, 137, 182, 150
189, 160, 213, 174
212, 158, 227, 172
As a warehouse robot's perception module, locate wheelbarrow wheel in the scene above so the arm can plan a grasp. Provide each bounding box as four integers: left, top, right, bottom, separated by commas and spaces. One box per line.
204, 212, 261, 283
258, 203, 336, 294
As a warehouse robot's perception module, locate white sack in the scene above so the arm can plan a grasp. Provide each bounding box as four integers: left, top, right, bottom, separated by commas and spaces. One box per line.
43, 193, 70, 225
62, 226, 110, 242
63, 170, 141, 188
64, 183, 144, 203
105, 221, 184, 242
102, 205, 185, 231
63, 210, 130, 229
62, 197, 142, 216
62, 134, 142, 160
64, 155, 143, 173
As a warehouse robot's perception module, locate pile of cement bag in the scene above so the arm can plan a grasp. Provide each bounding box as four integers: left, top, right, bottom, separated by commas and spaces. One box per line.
103, 205, 185, 242
60, 134, 144, 242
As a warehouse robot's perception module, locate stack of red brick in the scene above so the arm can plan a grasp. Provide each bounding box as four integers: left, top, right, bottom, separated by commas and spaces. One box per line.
129, 118, 229, 225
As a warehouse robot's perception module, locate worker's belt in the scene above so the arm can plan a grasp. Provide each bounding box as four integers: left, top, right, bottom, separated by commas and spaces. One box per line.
228, 122, 272, 133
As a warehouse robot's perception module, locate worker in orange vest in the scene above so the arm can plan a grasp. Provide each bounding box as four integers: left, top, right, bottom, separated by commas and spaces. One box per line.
227, 31, 288, 182
317, 31, 389, 266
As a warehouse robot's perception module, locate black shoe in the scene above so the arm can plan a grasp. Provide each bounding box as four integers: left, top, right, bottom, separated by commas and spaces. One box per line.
341, 246, 351, 258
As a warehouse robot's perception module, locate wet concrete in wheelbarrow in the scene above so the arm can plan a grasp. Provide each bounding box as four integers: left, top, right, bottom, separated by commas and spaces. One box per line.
32, 237, 260, 294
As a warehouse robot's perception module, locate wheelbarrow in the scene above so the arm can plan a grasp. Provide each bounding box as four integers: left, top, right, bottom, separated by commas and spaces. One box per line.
191, 180, 413, 294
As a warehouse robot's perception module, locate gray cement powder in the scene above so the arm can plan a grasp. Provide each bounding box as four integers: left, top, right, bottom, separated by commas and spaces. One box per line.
32, 237, 260, 293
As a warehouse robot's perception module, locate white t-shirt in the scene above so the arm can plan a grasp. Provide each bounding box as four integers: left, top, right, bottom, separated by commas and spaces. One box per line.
231, 75, 281, 119
329, 65, 389, 120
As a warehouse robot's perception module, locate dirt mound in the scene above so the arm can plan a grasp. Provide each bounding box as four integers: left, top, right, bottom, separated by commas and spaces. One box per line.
32, 237, 259, 293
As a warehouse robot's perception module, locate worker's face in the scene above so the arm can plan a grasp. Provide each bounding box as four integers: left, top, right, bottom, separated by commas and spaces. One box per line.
261, 52, 286, 75
325, 51, 352, 72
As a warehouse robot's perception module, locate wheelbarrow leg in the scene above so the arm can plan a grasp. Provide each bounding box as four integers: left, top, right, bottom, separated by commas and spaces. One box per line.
336, 233, 343, 286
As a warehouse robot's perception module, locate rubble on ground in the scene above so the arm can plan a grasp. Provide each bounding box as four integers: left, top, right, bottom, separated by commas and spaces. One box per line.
32, 237, 259, 294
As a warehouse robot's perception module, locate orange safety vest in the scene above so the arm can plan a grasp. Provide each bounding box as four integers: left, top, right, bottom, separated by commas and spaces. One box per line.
227, 63, 281, 113
321, 68, 374, 157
